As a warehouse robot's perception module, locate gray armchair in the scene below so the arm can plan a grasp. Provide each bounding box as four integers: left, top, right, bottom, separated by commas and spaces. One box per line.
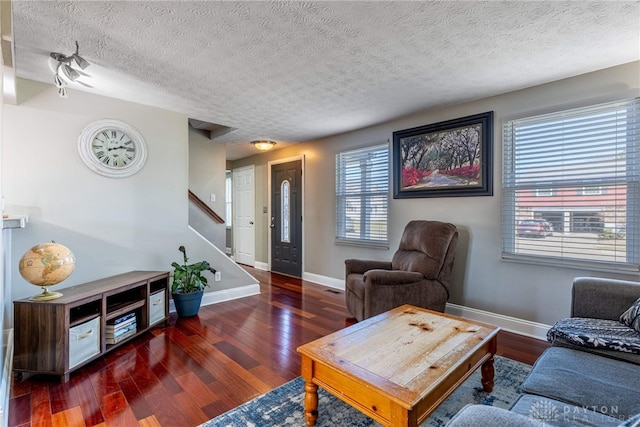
345, 220, 458, 321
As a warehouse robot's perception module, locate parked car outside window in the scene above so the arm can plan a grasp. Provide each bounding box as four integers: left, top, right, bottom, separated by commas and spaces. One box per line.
517, 220, 553, 237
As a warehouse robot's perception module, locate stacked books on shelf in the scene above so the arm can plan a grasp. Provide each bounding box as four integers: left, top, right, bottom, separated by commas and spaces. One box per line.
106, 312, 137, 344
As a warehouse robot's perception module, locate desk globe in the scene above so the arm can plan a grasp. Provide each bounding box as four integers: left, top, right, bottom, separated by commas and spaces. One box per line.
19, 241, 75, 300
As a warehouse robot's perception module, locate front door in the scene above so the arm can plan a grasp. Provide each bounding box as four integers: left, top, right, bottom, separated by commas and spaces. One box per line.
233, 165, 255, 266
270, 160, 302, 277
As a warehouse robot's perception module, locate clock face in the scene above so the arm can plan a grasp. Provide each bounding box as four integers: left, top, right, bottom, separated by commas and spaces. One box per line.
91, 129, 137, 168
78, 119, 147, 178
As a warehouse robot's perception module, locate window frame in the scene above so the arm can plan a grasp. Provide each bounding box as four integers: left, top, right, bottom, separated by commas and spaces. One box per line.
535, 188, 554, 197
502, 98, 640, 272
280, 180, 290, 243
579, 186, 603, 196
225, 170, 232, 228
335, 143, 390, 248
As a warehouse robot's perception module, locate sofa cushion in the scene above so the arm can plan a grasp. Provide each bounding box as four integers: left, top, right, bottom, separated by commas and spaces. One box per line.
550, 338, 640, 365
391, 220, 457, 279
620, 297, 640, 333
547, 317, 640, 354
511, 394, 621, 427
521, 347, 640, 419
445, 404, 544, 427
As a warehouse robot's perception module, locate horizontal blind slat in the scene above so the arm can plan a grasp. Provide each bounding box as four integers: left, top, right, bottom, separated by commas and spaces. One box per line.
336, 143, 389, 244
502, 98, 639, 268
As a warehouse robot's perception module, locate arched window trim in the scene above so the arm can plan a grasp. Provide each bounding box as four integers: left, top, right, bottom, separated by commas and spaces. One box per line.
281, 180, 290, 243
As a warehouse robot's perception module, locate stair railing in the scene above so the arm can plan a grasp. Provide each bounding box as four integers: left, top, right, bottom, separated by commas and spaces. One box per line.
188, 190, 225, 224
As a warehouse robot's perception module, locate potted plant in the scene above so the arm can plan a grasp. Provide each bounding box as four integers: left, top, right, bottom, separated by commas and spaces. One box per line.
171, 245, 216, 317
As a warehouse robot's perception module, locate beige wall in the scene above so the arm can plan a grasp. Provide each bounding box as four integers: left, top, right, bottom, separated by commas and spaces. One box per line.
233, 61, 640, 326
189, 127, 227, 249
3, 79, 254, 303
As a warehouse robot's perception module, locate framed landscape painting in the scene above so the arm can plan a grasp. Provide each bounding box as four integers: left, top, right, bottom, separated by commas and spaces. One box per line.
392, 111, 493, 198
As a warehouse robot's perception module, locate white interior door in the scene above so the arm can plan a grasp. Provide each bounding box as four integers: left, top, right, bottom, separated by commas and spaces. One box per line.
233, 165, 255, 266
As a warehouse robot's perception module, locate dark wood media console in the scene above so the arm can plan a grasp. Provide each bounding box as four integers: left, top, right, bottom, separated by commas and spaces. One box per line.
13, 270, 170, 382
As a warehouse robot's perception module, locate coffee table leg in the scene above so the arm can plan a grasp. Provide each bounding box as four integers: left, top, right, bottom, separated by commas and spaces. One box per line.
304, 381, 319, 426
481, 356, 495, 392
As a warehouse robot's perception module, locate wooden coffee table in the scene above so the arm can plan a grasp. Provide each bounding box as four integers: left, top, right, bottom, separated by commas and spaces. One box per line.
297, 305, 500, 426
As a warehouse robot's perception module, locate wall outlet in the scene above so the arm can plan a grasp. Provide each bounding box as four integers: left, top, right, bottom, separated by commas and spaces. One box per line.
210, 193, 216, 202
214, 271, 221, 281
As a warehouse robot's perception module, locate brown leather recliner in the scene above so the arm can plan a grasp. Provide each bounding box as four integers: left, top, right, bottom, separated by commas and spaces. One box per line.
345, 220, 458, 321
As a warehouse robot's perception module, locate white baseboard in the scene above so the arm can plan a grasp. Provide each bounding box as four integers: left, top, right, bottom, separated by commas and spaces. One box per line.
302, 271, 345, 290
300, 271, 551, 340
206, 267, 551, 341
254, 261, 269, 271
169, 283, 260, 313
446, 303, 551, 341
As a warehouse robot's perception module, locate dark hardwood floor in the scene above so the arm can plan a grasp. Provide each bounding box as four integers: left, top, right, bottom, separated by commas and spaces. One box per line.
9, 266, 549, 427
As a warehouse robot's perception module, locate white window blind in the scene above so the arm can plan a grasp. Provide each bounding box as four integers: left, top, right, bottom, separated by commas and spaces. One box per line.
336, 144, 389, 246
502, 98, 640, 271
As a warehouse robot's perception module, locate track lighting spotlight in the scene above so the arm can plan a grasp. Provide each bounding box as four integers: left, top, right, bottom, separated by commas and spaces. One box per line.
50, 41, 90, 97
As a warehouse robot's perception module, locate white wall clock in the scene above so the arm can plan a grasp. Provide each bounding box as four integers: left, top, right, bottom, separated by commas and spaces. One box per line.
78, 119, 147, 178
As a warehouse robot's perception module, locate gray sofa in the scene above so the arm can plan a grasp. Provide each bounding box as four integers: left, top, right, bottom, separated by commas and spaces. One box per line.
447, 277, 640, 427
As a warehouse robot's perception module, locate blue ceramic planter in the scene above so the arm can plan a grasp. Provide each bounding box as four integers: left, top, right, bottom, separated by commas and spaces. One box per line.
172, 289, 204, 317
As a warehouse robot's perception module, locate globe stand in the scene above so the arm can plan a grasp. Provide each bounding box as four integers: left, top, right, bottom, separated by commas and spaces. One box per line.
30, 286, 63, 301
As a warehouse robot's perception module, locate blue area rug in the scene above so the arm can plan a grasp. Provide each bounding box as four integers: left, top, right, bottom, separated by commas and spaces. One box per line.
201, 356, 530, 426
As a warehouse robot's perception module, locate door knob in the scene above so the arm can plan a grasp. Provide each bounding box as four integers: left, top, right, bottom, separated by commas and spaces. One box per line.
249, 221, 254, 225
270, 216, 275, 229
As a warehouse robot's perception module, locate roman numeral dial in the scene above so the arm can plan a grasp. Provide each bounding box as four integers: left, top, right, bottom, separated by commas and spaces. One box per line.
79, 120, 147, 178
92, 129, 137, 168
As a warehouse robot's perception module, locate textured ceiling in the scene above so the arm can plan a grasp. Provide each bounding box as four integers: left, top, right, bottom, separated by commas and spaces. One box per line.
10, 1, 640, 160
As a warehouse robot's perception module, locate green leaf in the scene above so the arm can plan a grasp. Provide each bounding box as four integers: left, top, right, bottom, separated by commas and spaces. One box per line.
170, 246, 214, 294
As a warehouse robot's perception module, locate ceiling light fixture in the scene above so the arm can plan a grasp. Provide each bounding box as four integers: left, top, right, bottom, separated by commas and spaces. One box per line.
50, 41, 90, 97
251, 140, 276, 151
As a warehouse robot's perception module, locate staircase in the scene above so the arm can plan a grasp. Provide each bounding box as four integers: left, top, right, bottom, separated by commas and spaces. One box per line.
185, 190, 259, 304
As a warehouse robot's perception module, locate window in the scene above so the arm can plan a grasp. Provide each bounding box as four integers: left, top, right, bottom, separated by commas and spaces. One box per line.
502, 98, 640, 271
281, 180, 290, 243
225, 170, 232, 227
336, 143, 389, 247
535, 189, 554, 197
579, 187, 603, 196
